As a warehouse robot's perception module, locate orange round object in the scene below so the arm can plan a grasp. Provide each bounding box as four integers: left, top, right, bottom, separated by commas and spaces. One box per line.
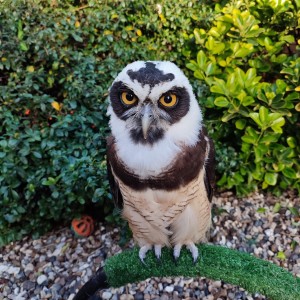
71, 215, 95, 237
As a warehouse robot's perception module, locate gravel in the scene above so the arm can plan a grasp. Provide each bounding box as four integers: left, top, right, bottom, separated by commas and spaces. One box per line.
0, 191, 299, 300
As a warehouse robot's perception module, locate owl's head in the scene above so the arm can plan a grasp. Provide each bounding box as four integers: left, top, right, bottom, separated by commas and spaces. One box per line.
107, 61, 202, 147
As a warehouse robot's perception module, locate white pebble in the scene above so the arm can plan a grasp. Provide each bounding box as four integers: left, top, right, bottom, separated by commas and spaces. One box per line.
164, 286, 174, 293
37, 274, 47, 285
102, 291, 112, 299
24, 263, 34, 273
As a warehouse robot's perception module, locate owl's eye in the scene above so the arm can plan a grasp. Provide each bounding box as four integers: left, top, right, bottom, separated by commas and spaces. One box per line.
120, 91, 138, 106
159, 93, 177, 108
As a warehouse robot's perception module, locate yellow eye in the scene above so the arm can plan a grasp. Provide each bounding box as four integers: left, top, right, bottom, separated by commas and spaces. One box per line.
121, 91, 138, 105
159, 93, 177, 107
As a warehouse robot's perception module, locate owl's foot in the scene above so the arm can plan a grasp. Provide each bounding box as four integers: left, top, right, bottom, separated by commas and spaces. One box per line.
139, 244, 163, 263
173, 242, 198, 263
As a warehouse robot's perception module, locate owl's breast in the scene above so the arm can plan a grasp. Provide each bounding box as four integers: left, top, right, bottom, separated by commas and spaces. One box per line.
107, 128, 208, 192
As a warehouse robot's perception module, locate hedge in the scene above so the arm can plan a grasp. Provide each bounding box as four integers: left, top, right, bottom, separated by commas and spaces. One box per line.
0, 0, 299, 245
187, 0, 300, 195
0, 0, 215, 245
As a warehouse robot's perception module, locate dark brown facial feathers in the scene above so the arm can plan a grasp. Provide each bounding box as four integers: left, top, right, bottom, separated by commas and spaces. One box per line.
127, 62, 174, 87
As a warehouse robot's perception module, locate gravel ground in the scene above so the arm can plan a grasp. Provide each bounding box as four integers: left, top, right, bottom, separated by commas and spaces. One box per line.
0, 191, 299, 300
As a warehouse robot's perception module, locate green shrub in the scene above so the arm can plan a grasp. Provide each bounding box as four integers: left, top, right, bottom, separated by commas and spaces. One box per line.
187, 0, 300, 195
0, 0, 214, 245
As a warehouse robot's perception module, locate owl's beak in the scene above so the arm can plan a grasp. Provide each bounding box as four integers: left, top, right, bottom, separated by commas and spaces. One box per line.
141, 104, 153, 140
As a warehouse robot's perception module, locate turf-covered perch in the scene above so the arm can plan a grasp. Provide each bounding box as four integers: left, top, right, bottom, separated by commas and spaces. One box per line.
74, 244, 300, 300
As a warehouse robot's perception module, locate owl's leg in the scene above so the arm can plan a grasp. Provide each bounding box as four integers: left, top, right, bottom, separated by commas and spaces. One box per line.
173, 243, 198, 263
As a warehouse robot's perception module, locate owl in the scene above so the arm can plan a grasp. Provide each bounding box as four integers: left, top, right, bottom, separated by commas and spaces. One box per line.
106, 61, 215, 262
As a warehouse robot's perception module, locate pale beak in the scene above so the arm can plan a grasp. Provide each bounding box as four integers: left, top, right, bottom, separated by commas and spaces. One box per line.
141, 104, 153, 139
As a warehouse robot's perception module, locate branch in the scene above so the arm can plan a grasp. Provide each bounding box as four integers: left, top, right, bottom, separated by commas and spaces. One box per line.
74, 244, 300, 300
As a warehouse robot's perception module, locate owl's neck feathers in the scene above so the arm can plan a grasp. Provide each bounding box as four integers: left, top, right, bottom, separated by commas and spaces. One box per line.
107, 126, 208, 191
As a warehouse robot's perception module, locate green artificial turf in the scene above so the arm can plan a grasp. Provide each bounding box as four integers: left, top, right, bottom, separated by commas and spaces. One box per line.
104, 244, 300, 300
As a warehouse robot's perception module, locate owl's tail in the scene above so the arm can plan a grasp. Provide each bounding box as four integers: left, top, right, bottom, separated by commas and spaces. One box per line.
73, 267, 108, 300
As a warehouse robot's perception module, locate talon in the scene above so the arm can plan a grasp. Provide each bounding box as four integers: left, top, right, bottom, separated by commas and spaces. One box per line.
187, 243, 199, 263
154, 245, 162, 260
139, 245, 152, 263
173, 244, 182, 261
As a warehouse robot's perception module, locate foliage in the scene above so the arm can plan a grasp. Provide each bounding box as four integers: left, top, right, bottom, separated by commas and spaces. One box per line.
1, 0, 299, 246
0, 0, 214, 245
187, 0, 300, 195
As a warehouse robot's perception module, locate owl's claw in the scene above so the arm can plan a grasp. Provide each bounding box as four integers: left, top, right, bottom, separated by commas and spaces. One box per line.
173, 244, 182, 261
187, 242, 199, 264
154, 244, 162, 260
139, 245, 152, 263
139, 244, 164, 263
173, 243, 199, 263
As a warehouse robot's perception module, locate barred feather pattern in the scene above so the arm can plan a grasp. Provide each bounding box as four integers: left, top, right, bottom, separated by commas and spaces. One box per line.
115, 168, 211, 248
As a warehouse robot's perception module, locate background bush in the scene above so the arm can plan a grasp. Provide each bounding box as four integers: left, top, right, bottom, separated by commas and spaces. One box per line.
187, 0, 300, 195
0, 0, 299, 245
0, 0, 214, 245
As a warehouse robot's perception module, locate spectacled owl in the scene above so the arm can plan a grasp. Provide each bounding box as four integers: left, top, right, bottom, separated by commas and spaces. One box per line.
106, 61, 215, 262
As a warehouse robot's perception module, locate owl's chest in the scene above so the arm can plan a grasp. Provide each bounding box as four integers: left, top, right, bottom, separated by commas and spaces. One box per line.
117, 169, 206, 223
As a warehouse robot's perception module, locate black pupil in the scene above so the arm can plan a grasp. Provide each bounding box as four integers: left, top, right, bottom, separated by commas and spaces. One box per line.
126, 93, 134, 101
164, 95, 173, 103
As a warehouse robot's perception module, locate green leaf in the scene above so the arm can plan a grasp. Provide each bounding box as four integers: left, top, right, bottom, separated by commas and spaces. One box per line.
287, 137, 297, 148
242, 96, 255, 106
235, 119, 246, 130
235, 47, 252, 58
282, 167, 297, 179
257, 207, 267, 213
205, 62, 218, 76
254, 145, 267, 162
71, 33, 83, 42
20, 41, 28, 51
271, 117, 285, 133
249, 112, 262, 127
33, 151, 42, 159
258, 106, 269, 124
194, 70, 204, 80
273, 203, 281, 213
260, 133, 280, 144
42, 177, 57, 186
289, 207, 300, 217
214, 96, 229, 107
241, 135, 256, 144
186, 62, 197, 72
0, 140, 8, 148
221, 112, 236, 122
280, 35, 295, 43
276, 251, 286, 260
197, 51, 207, 69
264, 172, 278, 186
17, 20, 24, 40
211, 78, 227, 95
284, 92, 300, 101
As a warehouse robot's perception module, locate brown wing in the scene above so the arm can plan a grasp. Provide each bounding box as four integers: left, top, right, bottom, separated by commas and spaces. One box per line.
106, 136, 123, 208
203, 131, 216, 202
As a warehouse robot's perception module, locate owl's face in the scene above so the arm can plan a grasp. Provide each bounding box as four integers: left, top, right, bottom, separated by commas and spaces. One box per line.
108, 61, 202, 148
